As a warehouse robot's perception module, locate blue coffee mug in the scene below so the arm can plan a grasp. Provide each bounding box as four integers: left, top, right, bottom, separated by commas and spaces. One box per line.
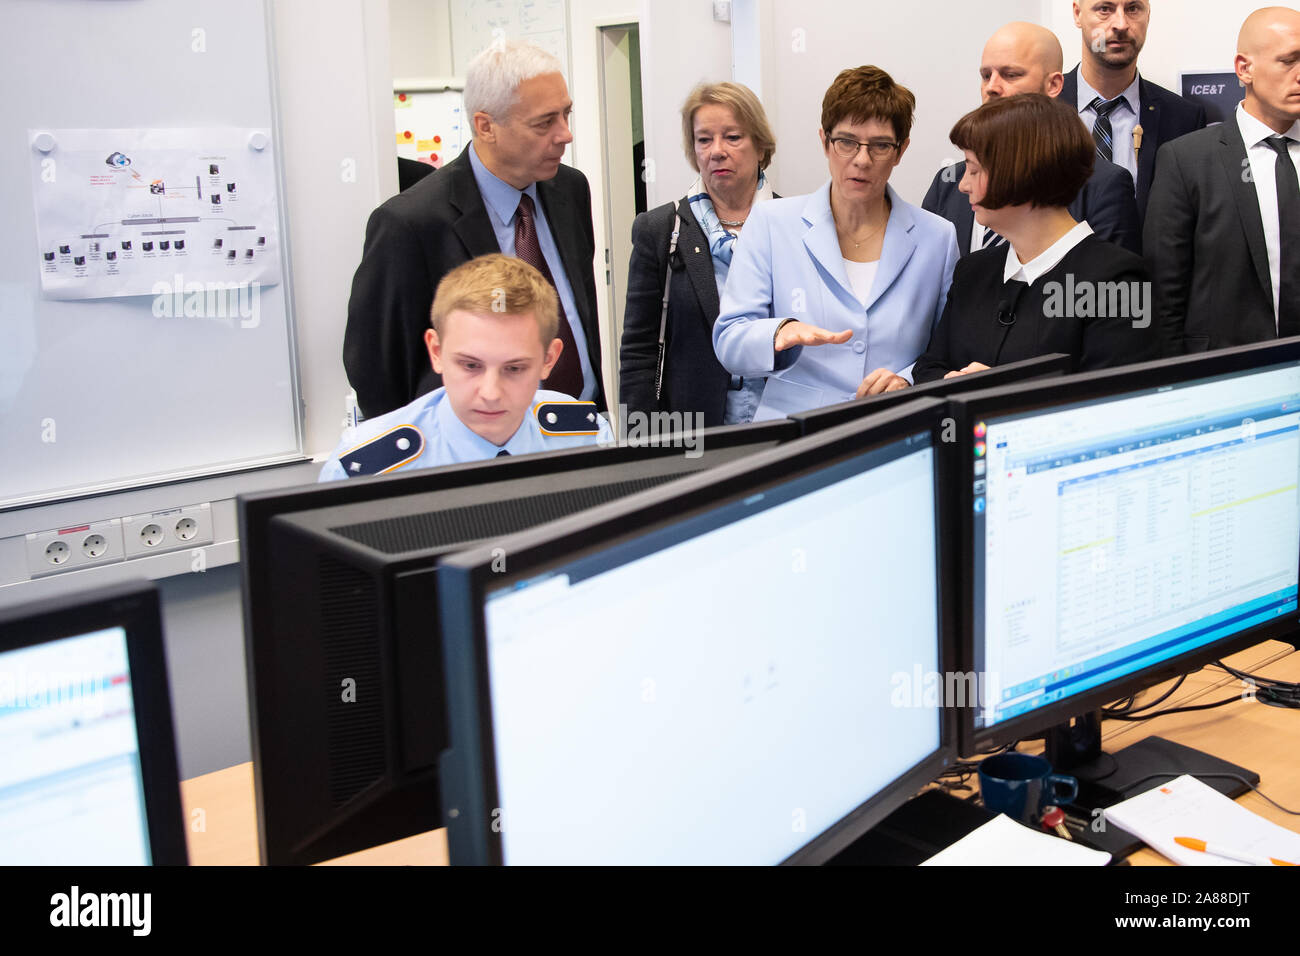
978, 752, 1079, 825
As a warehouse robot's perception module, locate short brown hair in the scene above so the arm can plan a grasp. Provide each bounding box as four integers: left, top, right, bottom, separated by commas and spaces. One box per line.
821, 66, 916, 143
680, 82, 777, 172
950, 94, 1095, 209
430, 254, 559, 344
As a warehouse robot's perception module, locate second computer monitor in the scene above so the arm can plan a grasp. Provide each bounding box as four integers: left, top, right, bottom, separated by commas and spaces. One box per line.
438, 399, 958, 864
951, 339, 1300, 755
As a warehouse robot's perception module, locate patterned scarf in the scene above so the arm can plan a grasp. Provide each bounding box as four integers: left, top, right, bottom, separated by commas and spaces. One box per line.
686, 171, 774, 269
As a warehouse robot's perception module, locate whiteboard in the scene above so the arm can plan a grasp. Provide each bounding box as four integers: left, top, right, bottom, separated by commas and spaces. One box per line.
450, 0, 570, 81
0, 0, 302, 509
394, 88, 467, 170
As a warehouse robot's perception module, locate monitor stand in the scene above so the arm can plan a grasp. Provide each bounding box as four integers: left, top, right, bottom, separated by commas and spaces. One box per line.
1044, 714, 1260, 860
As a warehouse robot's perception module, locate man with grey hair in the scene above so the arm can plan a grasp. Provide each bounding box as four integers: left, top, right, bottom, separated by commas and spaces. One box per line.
345, 40, 605, 417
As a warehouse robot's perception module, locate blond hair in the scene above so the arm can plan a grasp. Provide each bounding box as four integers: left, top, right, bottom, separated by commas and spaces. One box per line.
430, 254, 559, 343
680, 82, 777, 172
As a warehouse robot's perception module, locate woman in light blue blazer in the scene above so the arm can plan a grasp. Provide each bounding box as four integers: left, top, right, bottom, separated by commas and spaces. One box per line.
713, 66, 960, 420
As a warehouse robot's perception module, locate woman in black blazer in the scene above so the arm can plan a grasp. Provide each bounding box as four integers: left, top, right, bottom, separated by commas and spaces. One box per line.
619, 82, 778, 426
913, 94, 1159, 384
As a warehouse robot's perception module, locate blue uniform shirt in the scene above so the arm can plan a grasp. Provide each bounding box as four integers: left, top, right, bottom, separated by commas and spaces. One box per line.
318, 387, 613, 482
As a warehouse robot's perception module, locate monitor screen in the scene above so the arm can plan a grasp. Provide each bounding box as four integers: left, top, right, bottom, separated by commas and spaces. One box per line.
0, 626, 152, 864
970, 359, 1300, 737
445, 405, 953, 864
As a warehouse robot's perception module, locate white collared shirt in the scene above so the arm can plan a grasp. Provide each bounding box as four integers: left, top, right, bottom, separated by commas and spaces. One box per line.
1077, 71, 1142, 186
1003, 221, 1095, 285
1236, 103, 1300, 331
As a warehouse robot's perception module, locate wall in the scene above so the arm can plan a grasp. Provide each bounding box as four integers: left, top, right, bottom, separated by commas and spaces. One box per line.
639, 0, 734, 208
389, 0, 454, 78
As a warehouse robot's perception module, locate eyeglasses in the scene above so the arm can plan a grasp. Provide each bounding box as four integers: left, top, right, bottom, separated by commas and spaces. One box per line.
828, 136, 900, 160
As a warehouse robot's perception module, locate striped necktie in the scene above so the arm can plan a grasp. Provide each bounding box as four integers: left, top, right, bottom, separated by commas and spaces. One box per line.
981, 228, 1007, 250
1089, 96, 1125, 164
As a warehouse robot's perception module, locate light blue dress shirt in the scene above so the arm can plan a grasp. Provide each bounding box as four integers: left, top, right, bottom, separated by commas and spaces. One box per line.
712, 182, 959, 420
1077, 71, 1142, 188
468, 144, 597, 402
318, 387, 613, 481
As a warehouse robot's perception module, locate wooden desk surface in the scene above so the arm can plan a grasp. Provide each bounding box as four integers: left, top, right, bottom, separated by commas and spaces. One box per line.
182, 641, 1298, 865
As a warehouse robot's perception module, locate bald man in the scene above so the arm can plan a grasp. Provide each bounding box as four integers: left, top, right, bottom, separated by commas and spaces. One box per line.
1145, 7, 1300, 355
923, 21, 1141, 256
1062, 1, 1206, 222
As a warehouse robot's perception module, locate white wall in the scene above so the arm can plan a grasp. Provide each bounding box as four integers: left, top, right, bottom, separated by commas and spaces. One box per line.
1043, 0, 1255, 94
758, 0, 1043, 205
639, 0, 734, 208
389, 0, 454, 78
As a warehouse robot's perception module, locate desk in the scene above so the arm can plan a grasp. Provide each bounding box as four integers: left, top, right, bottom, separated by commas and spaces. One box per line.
182, 640, 1298, 866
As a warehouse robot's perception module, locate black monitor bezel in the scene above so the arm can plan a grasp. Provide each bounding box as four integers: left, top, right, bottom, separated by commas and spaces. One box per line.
949, 337, 1300, 757
438, 399, 959, 865
236, 417, 799, 864
789, 353, 1073, 436
0, 579, 188, 865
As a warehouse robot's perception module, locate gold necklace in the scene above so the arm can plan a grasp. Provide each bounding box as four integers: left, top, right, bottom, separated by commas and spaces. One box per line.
841, 221, 884, 248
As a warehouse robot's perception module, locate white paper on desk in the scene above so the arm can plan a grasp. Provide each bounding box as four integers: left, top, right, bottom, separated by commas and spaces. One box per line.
921, 813, 1111, 866
1104, 774, 1300, 866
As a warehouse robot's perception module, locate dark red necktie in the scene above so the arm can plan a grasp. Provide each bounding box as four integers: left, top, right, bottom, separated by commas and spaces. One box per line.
514, 194, 583, 397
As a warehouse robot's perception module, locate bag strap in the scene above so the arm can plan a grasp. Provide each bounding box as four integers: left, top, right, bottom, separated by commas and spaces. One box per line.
653, 213, 683, 402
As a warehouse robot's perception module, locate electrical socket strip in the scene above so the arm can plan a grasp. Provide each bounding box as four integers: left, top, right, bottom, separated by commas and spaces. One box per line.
26, 502, 215, 578
25, 519, 126, 578
121, 503, 215, 559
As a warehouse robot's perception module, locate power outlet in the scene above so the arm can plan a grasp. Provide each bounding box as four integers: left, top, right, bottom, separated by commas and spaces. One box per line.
26, 519, 126, 578
122, 502, 214, 559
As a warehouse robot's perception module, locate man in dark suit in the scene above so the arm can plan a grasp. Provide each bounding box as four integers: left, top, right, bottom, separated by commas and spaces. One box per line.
1145, 6, 1300, 355
1063, 1, 1207, 223
345, 41, 605, 419
923, 22, 1141, 256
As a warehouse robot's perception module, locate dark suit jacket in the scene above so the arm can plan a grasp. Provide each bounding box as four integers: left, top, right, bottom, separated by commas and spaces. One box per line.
922, 158, 1141, 256
1144, 120, 1280, 356
619, 199, 729, 426
344, 148, 606, 418
1062, 67, 1207, 221
913, 235, 1160, 383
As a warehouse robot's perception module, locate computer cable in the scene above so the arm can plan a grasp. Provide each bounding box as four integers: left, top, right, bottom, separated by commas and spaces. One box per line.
1118, 773, 1300, 816
1101, 675, 1188, 718
1104, 693, 1244, 720
1210, 660, 1300, 709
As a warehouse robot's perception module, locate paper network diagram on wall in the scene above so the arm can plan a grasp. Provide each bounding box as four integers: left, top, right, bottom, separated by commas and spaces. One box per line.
28, 127, 282, 301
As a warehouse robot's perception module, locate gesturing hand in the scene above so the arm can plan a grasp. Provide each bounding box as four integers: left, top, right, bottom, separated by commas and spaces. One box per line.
774, 320, 854, 353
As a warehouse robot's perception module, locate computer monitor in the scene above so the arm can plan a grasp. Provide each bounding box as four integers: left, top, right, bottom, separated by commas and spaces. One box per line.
238, 419, 799, 865
951, 338, 1300, 793
790, 353, 1072, 436
0, 580, 187, 865
437, 399, 958, 864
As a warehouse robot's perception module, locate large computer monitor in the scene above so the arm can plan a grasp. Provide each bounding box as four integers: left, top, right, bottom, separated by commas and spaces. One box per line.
950, 339, 1300, 795
437, 399, 958, 864
790, 353, 1072, 436
0, 580, 187, 865
238, 419, 799, 865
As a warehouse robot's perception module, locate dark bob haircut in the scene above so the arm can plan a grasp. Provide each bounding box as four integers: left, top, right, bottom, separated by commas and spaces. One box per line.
950, 94, 1094, 209
821, 65, 916, 144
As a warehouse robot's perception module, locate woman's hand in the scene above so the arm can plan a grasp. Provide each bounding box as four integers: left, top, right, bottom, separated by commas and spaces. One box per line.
856, 369, 910, 398
943, 361, 991, 380
774, 320, 853, 352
